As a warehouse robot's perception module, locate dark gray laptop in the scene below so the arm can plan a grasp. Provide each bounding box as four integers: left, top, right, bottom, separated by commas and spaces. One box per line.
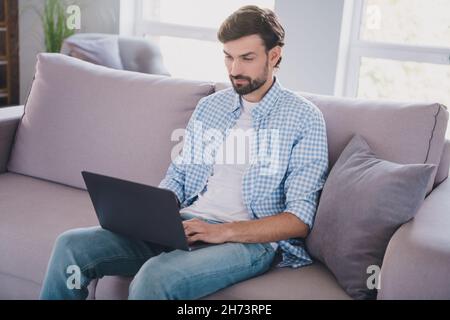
81, 171, 212, 251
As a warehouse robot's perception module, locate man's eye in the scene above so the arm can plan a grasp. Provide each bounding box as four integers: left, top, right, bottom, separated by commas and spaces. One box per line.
243, 58, 254, 61
225, 56, 232, 60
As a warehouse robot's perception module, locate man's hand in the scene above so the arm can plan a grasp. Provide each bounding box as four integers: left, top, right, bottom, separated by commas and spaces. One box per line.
183, 219, 231, 245
182, 212, 308, 245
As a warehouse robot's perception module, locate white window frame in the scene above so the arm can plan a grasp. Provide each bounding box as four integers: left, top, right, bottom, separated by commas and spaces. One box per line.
121, 0, 224, 42
336, 0, 450, 98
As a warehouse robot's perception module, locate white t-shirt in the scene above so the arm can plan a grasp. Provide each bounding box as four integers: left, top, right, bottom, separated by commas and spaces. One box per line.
180, 98, 278, 250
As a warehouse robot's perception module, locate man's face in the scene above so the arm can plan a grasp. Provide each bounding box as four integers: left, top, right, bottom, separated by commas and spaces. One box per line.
223, 34, 272, 95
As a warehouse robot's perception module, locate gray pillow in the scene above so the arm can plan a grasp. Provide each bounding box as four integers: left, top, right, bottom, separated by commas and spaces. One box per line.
65, 36, 124, 70
306, 134, 435, 300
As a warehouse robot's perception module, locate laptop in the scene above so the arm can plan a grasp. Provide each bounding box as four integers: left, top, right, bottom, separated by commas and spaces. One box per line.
81, 171, 213, 251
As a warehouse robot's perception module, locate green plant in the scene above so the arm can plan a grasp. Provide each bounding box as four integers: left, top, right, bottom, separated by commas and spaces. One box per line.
41, 0, 76, 53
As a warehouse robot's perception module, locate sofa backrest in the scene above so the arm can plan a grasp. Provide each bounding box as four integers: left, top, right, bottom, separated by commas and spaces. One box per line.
8, 54, 449, 194
303, 93, 448, 194
215, 82, 449, 194
7, 53, 214, 189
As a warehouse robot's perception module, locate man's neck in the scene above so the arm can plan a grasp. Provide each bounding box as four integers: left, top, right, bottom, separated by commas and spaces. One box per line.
242, 75, 275, 103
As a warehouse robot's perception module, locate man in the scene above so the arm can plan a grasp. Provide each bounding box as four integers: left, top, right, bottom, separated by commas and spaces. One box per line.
40, 5, 329, 300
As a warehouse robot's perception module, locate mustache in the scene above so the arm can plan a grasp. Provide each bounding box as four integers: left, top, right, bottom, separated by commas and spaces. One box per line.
230, 75, 251, 81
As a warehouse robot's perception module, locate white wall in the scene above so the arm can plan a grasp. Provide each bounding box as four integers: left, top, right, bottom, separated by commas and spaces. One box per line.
275, 0, 345, 95
19, 0, 121, 104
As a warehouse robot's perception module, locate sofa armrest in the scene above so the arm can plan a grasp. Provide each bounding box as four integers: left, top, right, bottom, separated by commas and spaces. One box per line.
0, 106, 24, 173
378, 176, 450, 299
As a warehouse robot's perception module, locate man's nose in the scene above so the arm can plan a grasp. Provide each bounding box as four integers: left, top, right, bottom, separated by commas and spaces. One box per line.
230, 60, 243, 77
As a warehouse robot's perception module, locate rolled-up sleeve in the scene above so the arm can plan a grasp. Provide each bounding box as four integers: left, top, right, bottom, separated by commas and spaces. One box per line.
158, 159, 186, 205
283, 108, 329, 230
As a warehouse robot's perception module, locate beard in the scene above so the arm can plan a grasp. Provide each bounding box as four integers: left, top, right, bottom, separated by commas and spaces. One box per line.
230, 60, 269, 95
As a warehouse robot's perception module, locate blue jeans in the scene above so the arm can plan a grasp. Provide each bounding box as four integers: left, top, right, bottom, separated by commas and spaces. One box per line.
39, 213, 276, 300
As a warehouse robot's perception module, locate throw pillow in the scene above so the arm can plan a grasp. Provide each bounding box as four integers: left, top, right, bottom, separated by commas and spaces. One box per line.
306, 134, 435, 299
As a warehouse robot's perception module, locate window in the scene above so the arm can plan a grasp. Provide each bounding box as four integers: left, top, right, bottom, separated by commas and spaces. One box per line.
338, 0, 450, 137
130, 0, 275, 82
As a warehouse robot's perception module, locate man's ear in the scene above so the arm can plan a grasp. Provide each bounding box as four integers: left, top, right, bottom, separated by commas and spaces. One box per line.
269, 46, 282, 67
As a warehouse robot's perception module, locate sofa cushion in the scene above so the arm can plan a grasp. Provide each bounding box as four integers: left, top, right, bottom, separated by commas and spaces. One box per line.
8, 53, 214, 190
94, 263, 351, 300
0, 173, 98, 299
0, 172, 350, 300
306, 134, 435, 300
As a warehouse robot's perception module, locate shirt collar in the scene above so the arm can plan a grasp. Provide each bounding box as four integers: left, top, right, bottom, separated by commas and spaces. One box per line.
231, 76, 283, 119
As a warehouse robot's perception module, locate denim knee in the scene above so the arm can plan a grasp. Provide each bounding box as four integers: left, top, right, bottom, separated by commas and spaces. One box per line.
54, 230, 78, 255
53, 228, 93, 266
128, 256, 180, 300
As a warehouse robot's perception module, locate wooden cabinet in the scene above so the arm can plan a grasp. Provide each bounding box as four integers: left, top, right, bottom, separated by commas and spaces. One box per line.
0, 0, 19, 107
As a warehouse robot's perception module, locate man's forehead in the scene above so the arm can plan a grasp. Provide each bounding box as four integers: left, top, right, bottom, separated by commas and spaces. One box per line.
223, 35, 265, 55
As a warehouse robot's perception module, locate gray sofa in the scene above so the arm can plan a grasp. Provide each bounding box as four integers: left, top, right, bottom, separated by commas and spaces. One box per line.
60, 33, 171, 76
0, 52, 449, 300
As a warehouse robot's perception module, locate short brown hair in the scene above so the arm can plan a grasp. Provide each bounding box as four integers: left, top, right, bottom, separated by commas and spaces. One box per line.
217, 5, 285, 68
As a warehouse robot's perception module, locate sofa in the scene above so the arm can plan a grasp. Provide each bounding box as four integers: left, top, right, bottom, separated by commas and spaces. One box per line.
0, 52, 449, 300
60, 33, 171, 76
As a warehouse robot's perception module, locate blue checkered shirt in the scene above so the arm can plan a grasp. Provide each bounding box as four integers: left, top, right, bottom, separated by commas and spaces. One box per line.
159, 78, 329, 268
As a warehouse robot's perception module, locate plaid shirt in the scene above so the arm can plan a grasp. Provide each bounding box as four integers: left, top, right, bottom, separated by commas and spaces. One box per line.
159, 78, 329, 268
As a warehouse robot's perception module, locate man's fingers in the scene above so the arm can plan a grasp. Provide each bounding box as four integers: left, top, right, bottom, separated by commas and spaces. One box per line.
183, 220, 206, 231
184, 223, 202, 236
185, 228, 198, 237
187, 234, 202, 245
183, 219, 210, 242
